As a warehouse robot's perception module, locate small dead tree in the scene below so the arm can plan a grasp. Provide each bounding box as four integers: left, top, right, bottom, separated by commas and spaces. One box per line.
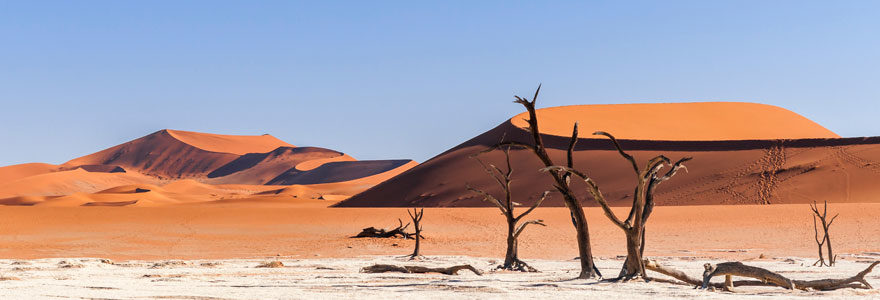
494, 85, 600, 278
810, 199, 838, 267
546, 131, 690, 281
352, 219, 416, 239
467, 145, 548, 272
408, 208, 424, 258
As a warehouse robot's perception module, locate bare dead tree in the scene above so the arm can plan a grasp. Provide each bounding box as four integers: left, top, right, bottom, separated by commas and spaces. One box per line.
467, 145, 548, 272
810, 199, 839, 267
645, 259, 877, 291
408, 208, 424, 258
546, 131, 690, 281
494, 85, 600, 278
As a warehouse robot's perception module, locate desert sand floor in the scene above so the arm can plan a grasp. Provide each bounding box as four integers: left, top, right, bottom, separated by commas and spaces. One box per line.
0, 203, 878, 260
0, 256, 878, 299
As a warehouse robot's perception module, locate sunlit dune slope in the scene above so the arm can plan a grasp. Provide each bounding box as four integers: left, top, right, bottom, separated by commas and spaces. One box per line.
511, 102, 839, 141
0, 168, 162, 199
0, 163, 58, 185
165, 129, 294, 155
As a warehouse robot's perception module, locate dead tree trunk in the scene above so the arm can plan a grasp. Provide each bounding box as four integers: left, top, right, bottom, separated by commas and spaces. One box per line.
408, 208, 424, 258
361, 264, 483, 275
495, 85, 599, 278
645, 259, 878, 291
546, 131, 690, 281
810, 199, 838, 267
467, 144, 547, 272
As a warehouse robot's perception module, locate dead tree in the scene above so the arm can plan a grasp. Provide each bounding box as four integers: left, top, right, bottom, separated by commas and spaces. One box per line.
408, 208, 424, 258
546, 131, 690, 281
352, 219, 416, 239
496, 85, 599, 278
467, 144, 548, 272
810, 199, 838, 267
361, 264, 482, 275
645, 259, 878, 291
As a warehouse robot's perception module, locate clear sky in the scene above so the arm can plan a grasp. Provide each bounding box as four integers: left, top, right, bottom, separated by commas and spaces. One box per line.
1, 1, 878, 166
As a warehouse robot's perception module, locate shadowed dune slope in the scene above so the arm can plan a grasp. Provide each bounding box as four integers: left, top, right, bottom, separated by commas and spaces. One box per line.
267, 160, 414, 185
62, 130, 246, 179
337, 103, 880, 207
206, 147, 354, 185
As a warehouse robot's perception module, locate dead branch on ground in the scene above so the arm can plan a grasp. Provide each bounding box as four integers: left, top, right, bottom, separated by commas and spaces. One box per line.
361, 264, 483, 276
352, 219, 420, 239
644, 259, 877, 291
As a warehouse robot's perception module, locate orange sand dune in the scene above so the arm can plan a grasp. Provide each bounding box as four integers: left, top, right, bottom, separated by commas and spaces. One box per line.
0, 168, 162, 199
0, 163, 57, 185
165, 129, 294, 155
338, 103, 878, 207
511, 102, 839, 141
62, 130, 243, 178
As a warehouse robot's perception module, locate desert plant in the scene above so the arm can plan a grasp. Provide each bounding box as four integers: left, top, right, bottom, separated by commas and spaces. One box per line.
467, 144, 548, 272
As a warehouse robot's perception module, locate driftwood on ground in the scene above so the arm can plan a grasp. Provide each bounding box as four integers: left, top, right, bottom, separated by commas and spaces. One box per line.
361, 264, 482, 276
352, 219, 420, 239
644, 259, 878, 291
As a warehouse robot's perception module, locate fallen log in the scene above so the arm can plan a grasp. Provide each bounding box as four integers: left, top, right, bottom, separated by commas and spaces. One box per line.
361, 264, 482, 276
644, 259, 878, 291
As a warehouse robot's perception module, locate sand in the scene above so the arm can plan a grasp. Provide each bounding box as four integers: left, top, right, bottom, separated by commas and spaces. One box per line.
0, 204, 877, 260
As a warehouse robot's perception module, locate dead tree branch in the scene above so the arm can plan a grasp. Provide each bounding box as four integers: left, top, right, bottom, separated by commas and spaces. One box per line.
352, 219, 419, 239
361, 264, 483, 276
645, 259, 878, 291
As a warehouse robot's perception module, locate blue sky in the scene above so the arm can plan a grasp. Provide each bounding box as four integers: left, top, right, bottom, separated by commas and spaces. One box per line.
1, 1, 878, 166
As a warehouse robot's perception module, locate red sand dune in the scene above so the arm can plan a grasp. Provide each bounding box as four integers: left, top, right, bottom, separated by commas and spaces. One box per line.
337, 102, 880, 207
0, 129, 414, 206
